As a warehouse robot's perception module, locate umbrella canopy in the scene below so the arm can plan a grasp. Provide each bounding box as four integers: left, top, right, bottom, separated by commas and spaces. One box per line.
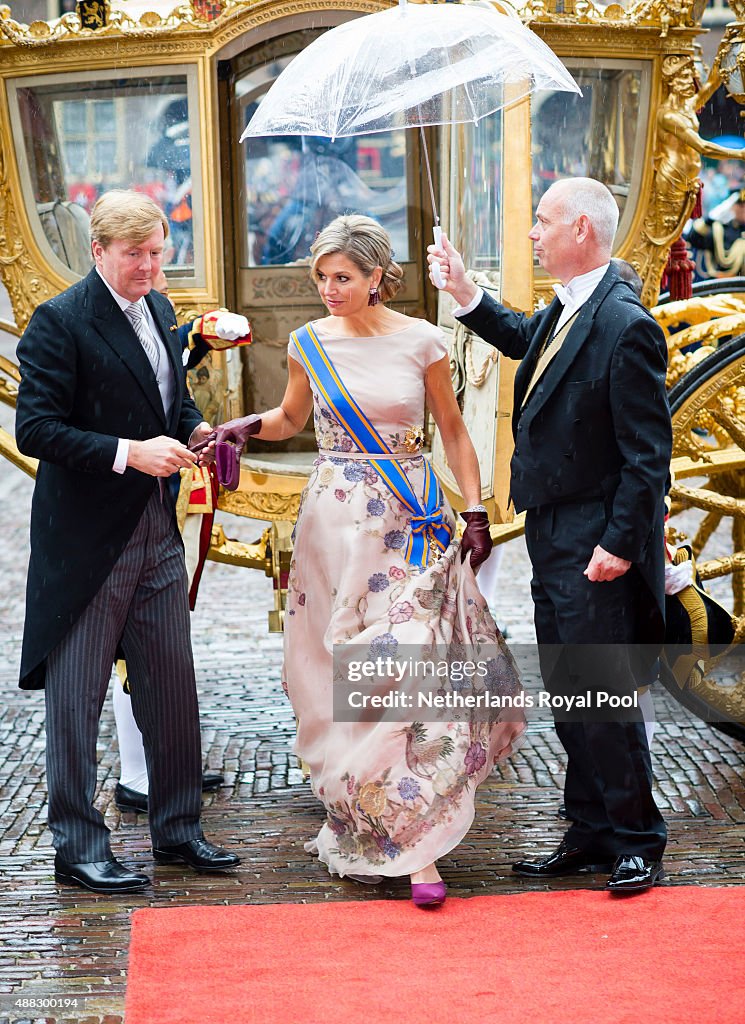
241, 0, 580, 141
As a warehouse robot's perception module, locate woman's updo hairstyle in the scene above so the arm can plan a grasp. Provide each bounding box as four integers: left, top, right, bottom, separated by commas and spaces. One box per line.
310, 214, 404, 302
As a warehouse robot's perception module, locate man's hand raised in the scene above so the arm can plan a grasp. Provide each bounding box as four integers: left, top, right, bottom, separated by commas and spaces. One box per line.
426, 232, 479, 308
127, 436, 197, 477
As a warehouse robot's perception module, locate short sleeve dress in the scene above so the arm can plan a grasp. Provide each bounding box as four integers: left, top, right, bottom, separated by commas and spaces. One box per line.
283, 317, 523, 878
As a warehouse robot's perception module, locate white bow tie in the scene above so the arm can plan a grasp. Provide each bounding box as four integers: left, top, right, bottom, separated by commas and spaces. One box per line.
553, 283, 573, 307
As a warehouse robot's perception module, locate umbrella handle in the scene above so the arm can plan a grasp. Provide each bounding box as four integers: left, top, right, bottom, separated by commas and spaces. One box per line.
431, 226, 446, 289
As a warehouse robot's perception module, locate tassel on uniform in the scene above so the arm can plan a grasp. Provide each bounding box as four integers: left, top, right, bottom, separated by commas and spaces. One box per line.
663, 236, 695, 301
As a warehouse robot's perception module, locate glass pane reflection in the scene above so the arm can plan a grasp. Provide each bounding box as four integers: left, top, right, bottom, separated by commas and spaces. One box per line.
456, 107, 503, 276
532, 65, 643, 244
14, 74, 196, 277
238, 59, 410, 267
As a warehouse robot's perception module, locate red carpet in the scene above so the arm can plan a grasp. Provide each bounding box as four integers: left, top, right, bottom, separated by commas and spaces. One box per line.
125, 886, 744, 1024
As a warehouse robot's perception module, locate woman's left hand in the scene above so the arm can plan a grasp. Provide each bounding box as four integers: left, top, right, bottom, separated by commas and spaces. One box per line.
460, 510, 493, 571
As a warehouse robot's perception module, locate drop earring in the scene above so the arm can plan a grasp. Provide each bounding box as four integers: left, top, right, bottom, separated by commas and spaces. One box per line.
368, 287, 380, 306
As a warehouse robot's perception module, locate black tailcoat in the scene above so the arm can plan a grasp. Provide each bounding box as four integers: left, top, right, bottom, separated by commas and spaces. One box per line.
458, 265, 672, 645
15, 269, 203, 689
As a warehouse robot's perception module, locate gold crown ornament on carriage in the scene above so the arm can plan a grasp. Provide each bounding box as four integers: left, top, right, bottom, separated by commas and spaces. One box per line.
240, 0, 580, 282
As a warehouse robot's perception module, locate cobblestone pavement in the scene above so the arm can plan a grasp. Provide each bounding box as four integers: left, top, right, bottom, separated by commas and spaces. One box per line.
1, 332, 744, 1023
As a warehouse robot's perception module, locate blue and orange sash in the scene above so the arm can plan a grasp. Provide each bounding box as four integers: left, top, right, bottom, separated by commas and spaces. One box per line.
291, 322, 452, 569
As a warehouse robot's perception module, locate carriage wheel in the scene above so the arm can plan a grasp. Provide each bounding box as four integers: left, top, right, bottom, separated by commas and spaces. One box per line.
666, 332, 745, 740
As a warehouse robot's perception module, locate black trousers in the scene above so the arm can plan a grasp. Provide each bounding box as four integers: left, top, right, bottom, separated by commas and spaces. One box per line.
45, 490, 203, 861
525, 499, 667, 861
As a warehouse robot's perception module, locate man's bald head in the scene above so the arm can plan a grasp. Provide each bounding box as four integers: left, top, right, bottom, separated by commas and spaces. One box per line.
545, 178, 619, 253
530, 177, 619, 283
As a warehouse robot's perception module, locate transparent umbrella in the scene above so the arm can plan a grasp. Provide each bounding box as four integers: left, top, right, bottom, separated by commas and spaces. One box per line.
241, 0, 580, 281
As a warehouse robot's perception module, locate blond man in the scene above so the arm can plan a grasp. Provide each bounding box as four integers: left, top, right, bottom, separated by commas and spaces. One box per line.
16, 189, 239, 893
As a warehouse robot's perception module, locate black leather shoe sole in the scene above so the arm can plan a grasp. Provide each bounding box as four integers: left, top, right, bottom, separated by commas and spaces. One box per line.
606, 866, 666, 895
54, 868, 150, 893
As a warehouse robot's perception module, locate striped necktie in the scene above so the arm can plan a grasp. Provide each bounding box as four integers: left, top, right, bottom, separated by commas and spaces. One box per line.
125, 301, 160, 377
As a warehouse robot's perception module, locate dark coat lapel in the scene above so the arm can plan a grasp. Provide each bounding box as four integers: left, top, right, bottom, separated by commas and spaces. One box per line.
519, 266, 618, 427
513, 294, 563, 425
87, 269, 167, 426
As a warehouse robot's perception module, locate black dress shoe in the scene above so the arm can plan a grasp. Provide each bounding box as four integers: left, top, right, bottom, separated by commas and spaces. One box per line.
512, 838, 614, 877
54, 854, 150, 893
201, 772, 224, 791
115, 782, 149, 813
606, 856, 665, 894
152, 837, 241, 871
115, 772, 225, 813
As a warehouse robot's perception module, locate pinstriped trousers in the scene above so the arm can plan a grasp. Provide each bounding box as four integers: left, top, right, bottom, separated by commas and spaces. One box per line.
45, 489, 202, 861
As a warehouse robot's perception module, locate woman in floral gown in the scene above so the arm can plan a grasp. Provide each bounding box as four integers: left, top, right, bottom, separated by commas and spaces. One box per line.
214, 215, 523, 906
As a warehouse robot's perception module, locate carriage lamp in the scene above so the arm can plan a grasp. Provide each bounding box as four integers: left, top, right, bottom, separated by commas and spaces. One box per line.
716, 22, 745, 105
693, 41, 709, 86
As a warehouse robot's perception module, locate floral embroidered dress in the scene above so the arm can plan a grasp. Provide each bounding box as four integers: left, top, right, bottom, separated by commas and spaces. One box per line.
283, 317, 523, 878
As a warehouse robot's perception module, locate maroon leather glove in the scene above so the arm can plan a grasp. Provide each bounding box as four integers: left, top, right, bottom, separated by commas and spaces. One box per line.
206, 416, 261, 490
214, 414, 262, 447
460, 510, 492, 571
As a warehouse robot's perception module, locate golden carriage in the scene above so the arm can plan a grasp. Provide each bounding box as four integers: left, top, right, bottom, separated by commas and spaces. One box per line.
1, 0, 745, 731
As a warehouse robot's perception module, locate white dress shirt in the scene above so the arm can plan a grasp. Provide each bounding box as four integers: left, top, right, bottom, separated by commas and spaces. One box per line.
95, 269, 174, 474
453, 263, 611, 332
551, 263, 610, 333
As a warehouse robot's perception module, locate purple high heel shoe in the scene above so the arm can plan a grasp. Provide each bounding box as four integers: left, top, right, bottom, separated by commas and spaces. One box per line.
411, 881, 447, 908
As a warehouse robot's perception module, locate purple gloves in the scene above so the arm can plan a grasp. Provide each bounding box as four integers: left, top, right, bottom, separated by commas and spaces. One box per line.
210, 415, 262, 491
460, 510, 492, 571
214, 414, 262, 448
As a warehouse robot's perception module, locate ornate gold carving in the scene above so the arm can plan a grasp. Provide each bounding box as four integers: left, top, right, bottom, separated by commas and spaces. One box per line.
0, 0, 711, 51
174, 303, 218, 323
696, 551, 745, 579
518, 0, 699, 31
217, 487, 301, 520
673, 481, 745, 517
667, 393, 745, 724
652, 294, 745, 385
671, 360, 745, 462
632, 55, 745, 307
653, 294, 745, 334
207, 522, 270, 570
0, 133, 56, 330
0, 426, 36, 478
666, 344, 718, 388
0, 352, 19, 383
250, 274, 317, 301
0, 376, 17, 408
0, 0, 382, 48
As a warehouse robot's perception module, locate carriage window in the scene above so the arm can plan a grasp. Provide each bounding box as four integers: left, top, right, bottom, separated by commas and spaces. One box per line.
9, 67, 204, 283
236, 59, 410, 267
531, 60, 651, 255
453, 107, 503, 276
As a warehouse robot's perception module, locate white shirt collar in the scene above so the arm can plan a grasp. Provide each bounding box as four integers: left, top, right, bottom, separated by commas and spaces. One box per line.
96, 267, 146, 313
553, 263, 610, 310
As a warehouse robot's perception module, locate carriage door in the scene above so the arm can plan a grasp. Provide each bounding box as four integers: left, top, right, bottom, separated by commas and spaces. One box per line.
220, 29, 435, 455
